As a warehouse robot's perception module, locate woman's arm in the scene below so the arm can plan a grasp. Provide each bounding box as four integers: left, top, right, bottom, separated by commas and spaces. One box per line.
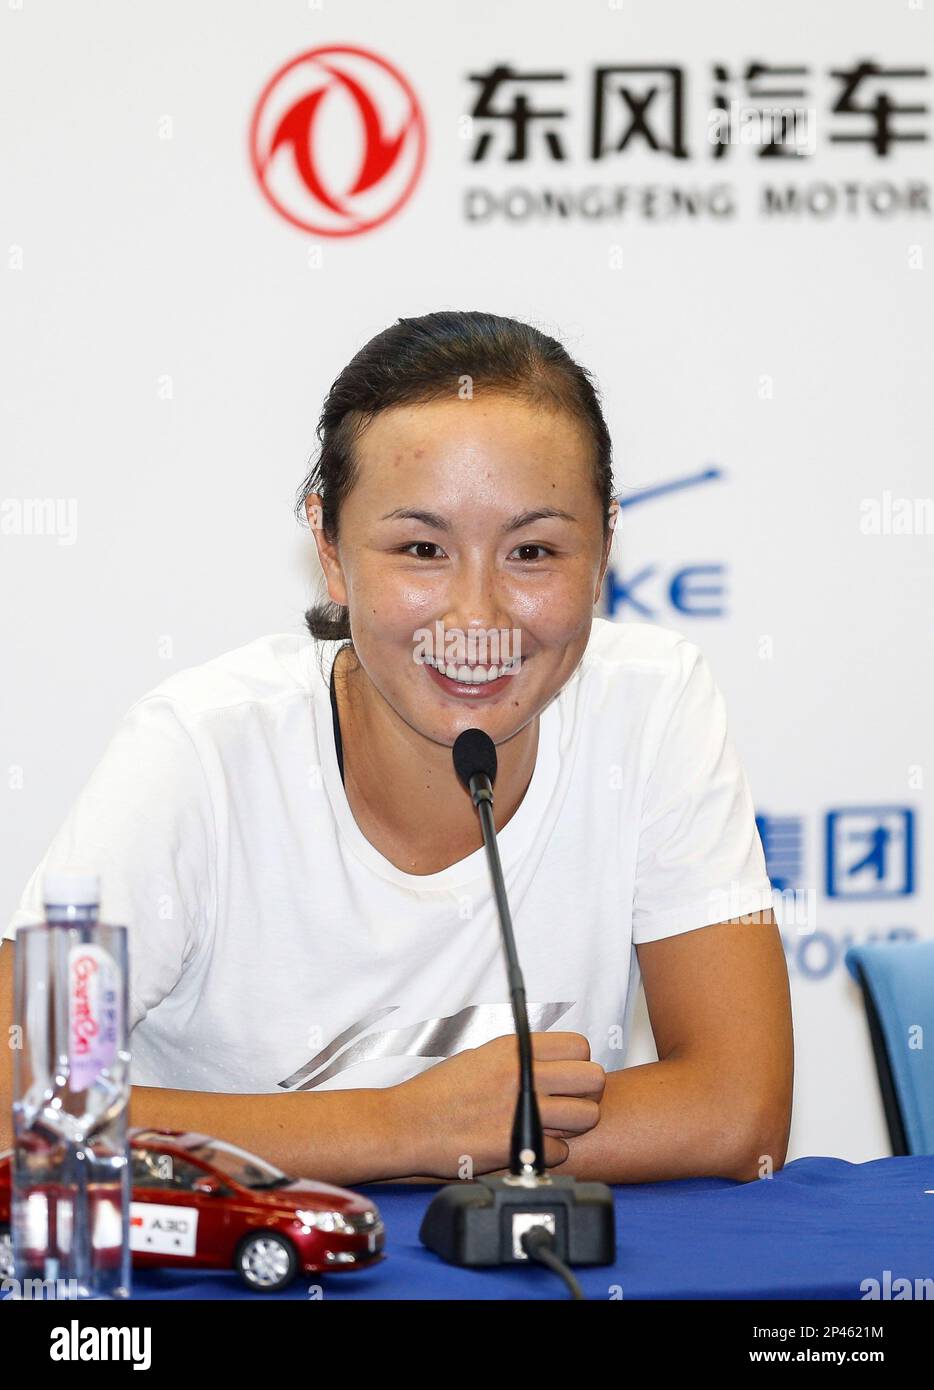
545, 911, 794, 1184
125, 1082, 412, 1186
0, 941, 410, 1186
0, 944, 594, 1186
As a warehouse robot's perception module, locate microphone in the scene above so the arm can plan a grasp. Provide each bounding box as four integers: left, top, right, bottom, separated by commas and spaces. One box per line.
419, 728, 615, 1276
452, 729, 544, 1178
451, 727, 497, 803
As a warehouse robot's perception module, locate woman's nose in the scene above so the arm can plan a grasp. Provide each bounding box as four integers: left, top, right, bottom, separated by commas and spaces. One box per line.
440, 558, 509, 635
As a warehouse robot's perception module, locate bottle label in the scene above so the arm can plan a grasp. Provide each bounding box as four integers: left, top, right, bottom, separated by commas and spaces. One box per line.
68, 943, 121, 1092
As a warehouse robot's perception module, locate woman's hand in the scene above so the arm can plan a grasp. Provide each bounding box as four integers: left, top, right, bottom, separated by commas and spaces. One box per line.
386, 1031, 605, 1179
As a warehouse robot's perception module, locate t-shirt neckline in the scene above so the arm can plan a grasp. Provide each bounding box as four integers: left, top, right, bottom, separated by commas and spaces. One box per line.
308, 639, 562, 891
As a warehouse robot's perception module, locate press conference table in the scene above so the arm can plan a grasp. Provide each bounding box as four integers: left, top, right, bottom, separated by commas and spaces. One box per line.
129, 1155, 934, 1300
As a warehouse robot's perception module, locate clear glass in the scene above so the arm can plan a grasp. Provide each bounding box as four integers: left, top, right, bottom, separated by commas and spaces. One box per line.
11, 916, 131, 1300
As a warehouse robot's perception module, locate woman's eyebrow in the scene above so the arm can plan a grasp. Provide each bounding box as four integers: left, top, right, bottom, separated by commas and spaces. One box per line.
379, 506, 578, 532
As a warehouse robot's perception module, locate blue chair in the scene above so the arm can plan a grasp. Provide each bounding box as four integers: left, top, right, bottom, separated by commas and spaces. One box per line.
844, 941, 934, 1155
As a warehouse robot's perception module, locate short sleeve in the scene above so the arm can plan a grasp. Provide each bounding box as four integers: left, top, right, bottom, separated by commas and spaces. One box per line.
3, 697, 215, 1031
631, 641, 773, 944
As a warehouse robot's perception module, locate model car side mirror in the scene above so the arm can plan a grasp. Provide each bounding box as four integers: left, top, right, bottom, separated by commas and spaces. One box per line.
192, 1175, 223, 1195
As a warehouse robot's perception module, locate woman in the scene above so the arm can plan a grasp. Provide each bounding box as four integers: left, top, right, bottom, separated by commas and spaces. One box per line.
0, 310, 793, 1186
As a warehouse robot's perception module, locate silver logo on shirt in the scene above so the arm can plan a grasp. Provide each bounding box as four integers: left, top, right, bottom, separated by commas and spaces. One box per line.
277, 1000, 575, 1091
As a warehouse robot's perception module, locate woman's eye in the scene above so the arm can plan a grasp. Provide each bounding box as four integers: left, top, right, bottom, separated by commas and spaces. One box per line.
510, 544, 552, 562
398, 542, 553, 562
400, 541, 446, 560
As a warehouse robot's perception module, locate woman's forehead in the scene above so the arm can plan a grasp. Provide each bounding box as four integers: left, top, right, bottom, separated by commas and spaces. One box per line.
368, 391, 580, 435
352, 398, 592, 482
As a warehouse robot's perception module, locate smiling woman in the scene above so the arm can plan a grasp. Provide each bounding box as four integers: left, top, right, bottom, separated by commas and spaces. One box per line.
302, 394, 619, 867
0, 310, 792, 1188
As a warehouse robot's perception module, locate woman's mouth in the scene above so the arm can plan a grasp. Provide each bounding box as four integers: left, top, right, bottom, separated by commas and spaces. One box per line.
422, 654, 523, 700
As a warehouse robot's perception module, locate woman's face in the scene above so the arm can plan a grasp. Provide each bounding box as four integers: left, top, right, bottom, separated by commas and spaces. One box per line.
309, 393, 616, 749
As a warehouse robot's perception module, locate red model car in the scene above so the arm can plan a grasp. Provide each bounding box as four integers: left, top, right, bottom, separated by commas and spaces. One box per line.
0, 1127, 385, 1293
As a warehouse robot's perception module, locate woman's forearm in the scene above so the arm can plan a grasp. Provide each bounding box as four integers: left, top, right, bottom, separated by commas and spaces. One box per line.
373, 1053, 786, 1188
126, 1046, 787, 1190
128, 1081, 416, 1187
542, 1054, 788, 1185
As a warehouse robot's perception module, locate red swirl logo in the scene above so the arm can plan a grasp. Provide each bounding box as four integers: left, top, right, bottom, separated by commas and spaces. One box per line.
249, 45, 427, 237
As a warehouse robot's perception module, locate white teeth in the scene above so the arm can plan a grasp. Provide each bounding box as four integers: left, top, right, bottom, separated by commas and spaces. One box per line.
428, 656, 508, 684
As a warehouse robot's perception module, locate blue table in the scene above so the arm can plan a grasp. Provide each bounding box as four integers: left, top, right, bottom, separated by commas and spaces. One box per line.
128, 1155, 934, 1300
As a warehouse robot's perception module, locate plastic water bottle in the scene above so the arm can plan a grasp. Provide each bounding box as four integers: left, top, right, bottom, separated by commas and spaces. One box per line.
10, 870, 131, 1300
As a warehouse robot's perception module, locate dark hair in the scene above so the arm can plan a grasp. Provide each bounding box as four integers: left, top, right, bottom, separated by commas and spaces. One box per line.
294, 309, 615, 643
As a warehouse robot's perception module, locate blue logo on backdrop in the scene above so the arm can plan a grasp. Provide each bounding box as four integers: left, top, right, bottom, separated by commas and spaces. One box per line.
757, 807, 916, 900
784, 924, 918, 982
603, 466, 727, 620
755, 814, 805, 892
825, 807, 915, 899
755, 805, 919, 979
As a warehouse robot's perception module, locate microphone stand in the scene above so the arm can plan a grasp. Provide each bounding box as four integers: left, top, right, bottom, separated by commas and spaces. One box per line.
418, 757, 616, 1269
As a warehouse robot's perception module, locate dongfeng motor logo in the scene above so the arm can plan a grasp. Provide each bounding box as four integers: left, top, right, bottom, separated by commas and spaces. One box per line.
249, 45, 427, 236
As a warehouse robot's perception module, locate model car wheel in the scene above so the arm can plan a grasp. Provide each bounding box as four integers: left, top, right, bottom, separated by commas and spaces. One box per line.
0, 1227, 12, 1282
234, 1232, 298, 1292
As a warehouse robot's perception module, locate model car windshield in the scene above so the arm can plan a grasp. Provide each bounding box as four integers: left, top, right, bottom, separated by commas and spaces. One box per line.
186, 1139, 291, 1190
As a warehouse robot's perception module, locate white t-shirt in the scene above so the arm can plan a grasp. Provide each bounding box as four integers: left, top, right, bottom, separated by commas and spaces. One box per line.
3, 618, 773, 1094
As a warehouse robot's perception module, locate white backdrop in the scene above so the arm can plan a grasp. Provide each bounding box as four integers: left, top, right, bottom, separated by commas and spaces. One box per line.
2, 0, 931, 1163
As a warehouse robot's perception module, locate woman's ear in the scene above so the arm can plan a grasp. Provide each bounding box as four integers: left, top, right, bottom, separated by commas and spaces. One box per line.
306, 493, 349, 607
595, 499, 619, 601
304, 493, 324, 532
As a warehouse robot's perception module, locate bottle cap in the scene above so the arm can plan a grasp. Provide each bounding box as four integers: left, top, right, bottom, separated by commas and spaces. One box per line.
42, 868, 101, 908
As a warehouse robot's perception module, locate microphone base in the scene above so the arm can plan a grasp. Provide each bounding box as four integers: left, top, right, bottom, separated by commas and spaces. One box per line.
418, 1175, 615, 1267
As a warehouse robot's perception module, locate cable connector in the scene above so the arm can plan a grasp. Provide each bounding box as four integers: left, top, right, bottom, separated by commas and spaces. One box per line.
520, 1224, 585, 1300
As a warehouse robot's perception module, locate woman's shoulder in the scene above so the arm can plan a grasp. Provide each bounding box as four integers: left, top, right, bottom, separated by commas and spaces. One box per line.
572, 620, 715, 734
583, 617, 701, 677
574, 622, 731, 771
125, 632, 322, 725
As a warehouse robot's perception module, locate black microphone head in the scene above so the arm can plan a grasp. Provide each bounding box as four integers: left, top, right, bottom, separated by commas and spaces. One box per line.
452, 728, 497, 791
